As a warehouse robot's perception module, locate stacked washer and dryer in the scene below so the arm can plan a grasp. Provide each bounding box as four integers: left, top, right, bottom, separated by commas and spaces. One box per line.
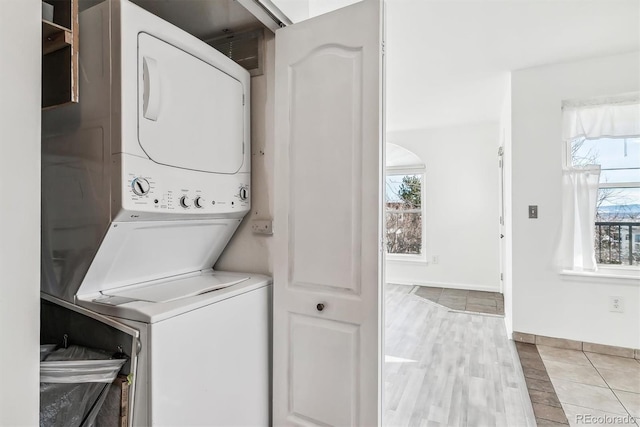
41, 0, 271, 425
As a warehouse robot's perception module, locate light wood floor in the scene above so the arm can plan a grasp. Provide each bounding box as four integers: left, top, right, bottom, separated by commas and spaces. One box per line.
384, 284, 536, 427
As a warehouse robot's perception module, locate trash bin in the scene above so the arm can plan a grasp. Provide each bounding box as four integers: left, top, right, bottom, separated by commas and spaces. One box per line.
40, 345, 127, 427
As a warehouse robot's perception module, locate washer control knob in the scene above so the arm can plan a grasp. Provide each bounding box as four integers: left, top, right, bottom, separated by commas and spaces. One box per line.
194, 197, 204, 208
180, 196, 191, 208
131, 177, 150, 196
239, 186, 249, 201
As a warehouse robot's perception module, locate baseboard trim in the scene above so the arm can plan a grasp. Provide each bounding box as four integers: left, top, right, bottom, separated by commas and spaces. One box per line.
387, 279, 500, 293
513, 331, 640, 360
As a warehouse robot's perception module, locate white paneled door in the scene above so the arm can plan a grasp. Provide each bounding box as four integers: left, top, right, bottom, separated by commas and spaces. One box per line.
273, 0, 384, 426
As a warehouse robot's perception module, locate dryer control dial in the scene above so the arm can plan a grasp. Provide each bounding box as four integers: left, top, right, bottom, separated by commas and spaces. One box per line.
239, 186, 249, 201
194, 197, 204, 208
131, 178, 150, 196
180, 196, 191, 208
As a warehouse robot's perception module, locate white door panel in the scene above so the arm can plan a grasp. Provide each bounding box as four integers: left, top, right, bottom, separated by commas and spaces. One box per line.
137, 33, 245, 174
290, 314, 359, 426
273, 1, 384, 425
289, 46, 363, 295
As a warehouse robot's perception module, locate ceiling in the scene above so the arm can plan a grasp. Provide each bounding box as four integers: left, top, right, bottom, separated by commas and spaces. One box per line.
386, 0, 640, 132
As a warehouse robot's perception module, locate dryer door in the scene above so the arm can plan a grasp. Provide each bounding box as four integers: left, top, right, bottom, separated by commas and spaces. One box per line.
137, 33, 245, 174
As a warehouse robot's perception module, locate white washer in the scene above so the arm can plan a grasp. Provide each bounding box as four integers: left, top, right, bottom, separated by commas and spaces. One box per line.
77, 271, 271, 426
40, 1, 269, 425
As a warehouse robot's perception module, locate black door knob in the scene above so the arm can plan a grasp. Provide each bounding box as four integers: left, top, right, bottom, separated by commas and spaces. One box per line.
316, 303, 325, 312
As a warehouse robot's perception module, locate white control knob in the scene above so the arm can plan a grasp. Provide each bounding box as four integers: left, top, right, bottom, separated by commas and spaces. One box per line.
239, 187, 248, 201
131, 177, 150, 196
180, 196, 191, 208
194, 197, 204, 208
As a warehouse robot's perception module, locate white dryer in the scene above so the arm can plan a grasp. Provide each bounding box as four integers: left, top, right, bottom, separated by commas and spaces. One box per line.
41, 0, 270, 425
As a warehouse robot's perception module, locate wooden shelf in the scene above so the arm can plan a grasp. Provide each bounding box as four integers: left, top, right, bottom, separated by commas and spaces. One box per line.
42, 20, 71, 55
42, 0, 78, 109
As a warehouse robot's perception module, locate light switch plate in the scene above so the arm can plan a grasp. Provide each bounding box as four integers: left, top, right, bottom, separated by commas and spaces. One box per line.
529, 205, 538, 219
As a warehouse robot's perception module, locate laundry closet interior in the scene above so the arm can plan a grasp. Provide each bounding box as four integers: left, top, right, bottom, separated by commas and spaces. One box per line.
37, 0, 383, 425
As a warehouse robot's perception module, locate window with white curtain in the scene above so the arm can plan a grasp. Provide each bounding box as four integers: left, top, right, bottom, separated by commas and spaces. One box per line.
559, 94, 640, 270
385, 144, 426, 259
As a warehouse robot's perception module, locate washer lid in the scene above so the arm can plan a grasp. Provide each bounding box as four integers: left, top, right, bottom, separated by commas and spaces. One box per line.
137, 33, 245, 174
77, 272, 273, 324
79, 219, 241, 296
101, 272, 249, 303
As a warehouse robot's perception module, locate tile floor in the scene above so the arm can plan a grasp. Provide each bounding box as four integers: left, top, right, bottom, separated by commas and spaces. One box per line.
517, 341, 640, 426
516, 342, 569, 425
413, 286, 505, 316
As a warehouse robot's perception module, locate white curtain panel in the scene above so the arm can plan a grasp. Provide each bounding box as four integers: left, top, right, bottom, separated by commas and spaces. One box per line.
562, 95, 640, 141
558, 166, 601, 271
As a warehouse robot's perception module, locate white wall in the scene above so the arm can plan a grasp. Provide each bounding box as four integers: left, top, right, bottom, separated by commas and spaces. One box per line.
216, 31, 275, 275
308, 0, 360, 18
270, 0, 309, 23
511, 51, 640, 349
386, 122, 501, 292
272, 0, 360, 23
0, 0, 41, 424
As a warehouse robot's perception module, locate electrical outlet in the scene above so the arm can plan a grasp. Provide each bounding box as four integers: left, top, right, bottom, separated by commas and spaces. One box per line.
251, 220, 273, 235
609, 296, 624, 313
431, 255, 439, 264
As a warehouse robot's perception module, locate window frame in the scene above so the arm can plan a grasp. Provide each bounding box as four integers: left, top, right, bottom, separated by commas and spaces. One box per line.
565, 137, 640, 269
385, 166, 427, 263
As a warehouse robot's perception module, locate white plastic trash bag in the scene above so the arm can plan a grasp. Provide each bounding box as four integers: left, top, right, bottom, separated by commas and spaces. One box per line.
40, 345, 126, 427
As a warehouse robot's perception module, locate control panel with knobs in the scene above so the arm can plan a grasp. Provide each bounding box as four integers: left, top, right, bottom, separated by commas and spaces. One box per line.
239, 186, 248, 201
131, 177, 150, 196
126, 173, 250, 212
122, 156, 251, 218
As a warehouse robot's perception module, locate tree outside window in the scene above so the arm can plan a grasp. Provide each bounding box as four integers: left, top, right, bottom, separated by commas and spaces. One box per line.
385, 174, 423, 255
